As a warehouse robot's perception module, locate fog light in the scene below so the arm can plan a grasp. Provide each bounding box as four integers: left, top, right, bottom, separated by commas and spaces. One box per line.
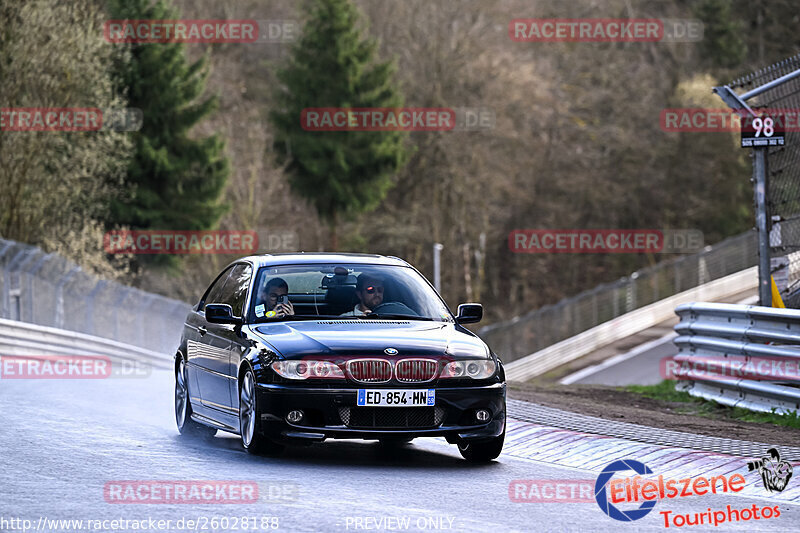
286, 410, 304, 423
476, 409, 490, 422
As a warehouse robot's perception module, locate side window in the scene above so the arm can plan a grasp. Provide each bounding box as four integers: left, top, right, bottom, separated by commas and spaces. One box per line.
201, 266, 234, 310
224, 264, 252, 317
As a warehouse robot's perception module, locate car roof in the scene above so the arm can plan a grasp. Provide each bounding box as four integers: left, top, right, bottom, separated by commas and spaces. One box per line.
233, 252, 412, 270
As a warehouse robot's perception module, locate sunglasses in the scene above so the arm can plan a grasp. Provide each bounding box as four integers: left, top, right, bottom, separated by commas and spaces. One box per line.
364, 285, 384, 294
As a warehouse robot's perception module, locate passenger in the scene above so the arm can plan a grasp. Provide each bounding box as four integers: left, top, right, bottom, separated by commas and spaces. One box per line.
340, 274, 384, 316
257, 277, 294, 317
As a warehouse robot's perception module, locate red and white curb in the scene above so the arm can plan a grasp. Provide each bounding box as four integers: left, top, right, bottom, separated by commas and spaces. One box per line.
503, 419, 800, 505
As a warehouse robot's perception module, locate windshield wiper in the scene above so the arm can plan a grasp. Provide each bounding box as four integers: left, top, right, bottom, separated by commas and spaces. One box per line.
363, 313, 434, 321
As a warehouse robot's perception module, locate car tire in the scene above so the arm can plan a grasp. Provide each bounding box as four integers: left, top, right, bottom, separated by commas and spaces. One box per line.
239, 368, 285, 456
457, 417, 505, 462
175, 356, 217, 438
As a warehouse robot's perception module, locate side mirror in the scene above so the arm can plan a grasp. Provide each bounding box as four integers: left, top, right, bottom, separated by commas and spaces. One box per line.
456, 303, 483, 324
205, 303, 243, 325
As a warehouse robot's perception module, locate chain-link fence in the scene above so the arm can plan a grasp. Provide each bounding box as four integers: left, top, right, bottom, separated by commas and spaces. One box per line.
724, 53, 800, 307
478, 231, 757, 363
0, 238, 190, 354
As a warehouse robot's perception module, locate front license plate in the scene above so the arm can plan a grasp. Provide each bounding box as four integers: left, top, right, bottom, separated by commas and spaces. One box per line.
357, 389, 435, 407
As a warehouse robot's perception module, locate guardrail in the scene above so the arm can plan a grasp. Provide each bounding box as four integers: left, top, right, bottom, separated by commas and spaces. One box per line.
0, 317, 172, 370
673, 302, 800, 415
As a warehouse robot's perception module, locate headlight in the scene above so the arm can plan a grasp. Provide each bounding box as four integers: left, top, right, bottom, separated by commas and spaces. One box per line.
271, 360, 344, 380
440, 360, 496, 379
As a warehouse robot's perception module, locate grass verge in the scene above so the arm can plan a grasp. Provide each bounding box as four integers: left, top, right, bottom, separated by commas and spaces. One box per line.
625, 380, 800, 429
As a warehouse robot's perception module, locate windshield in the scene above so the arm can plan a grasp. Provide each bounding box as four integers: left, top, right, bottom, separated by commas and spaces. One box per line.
247, 263, 452, 323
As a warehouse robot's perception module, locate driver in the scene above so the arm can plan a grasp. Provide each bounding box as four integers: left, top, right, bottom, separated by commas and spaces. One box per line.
257, 277, 294, 318
340, 273, 384, 316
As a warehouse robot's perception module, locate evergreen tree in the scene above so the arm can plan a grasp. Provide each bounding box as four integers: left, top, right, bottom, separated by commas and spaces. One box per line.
695, 0, 747, 69
107, 0, 229, 263
270, 0, 409, 250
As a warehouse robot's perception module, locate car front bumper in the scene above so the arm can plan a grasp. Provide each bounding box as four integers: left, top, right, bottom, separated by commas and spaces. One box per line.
255, 381, 506, 443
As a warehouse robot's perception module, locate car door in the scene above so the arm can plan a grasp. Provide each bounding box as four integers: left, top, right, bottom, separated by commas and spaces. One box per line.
216, 264, 253, 408
187, 265, 237, 412
200, 263, 252, 413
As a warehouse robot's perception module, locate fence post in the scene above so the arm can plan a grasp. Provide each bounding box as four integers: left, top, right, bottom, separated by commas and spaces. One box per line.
754, 148, 772, 305
432, 243, 443, 293
26, 252, 52, 324
652, 265, 660, 303
55, 266, 81, 329
0, 241, 15, 318
698, 255, 709, 286
626, 273, 638, 312
86, 280, 107, 336
6, 248, 37, 323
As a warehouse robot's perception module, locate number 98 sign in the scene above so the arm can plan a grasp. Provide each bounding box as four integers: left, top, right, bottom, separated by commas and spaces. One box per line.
752, 116, 774, 137
742, 113, 785, 147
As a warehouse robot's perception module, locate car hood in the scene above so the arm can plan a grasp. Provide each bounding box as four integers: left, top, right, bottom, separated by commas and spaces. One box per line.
250, 320, 489, 360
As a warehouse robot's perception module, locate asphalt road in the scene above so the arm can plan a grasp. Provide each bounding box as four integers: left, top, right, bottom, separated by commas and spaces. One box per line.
562, 333, 678, 386
0, 368, 796, 532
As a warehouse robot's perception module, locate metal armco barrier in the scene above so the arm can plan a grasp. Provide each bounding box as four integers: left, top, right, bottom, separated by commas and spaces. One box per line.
0, 317, 172, 370
674, 302, 800, 415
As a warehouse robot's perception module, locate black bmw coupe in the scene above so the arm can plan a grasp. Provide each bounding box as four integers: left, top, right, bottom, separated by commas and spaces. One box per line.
174, 253, 506, 461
